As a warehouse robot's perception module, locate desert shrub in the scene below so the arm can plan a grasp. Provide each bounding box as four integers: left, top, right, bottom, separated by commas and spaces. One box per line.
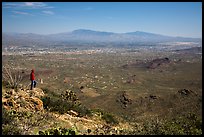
2, 107, 23, 135
41, 87, 50, 94
71, 104, 92, 117
41, 87, 59, 97
2, 65, 23, 89
2, 107, 32, 125
102, 112, 119, 125
91, 108, 118, 125
41, 95, 72, 114
2, 106, 16, 125
162, 113, 202, 135
127, 113, 202, 135
2, 81, 10, 88
2, 106, 54, 135
41, 89, 92, 117
2, 124, 23, 135
38, 127, 77, 135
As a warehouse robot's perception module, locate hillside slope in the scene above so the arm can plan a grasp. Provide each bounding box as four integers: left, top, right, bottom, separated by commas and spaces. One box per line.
2, 85, 134, 135
2, 83, 202, 135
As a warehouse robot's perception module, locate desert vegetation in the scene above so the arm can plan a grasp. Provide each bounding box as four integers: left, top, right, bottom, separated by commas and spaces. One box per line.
2, 48, 202, 135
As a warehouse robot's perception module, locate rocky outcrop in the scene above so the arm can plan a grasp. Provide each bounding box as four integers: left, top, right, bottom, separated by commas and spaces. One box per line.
2, 87, 45, 112
54, 112, 134, 135
2, 97, 20, 110
147, 57, 170, 69
28, 88, 45, 98
26, 97, 44, 111
122, 57, 170, 69
178, 89, 195, 96
116, 91, 132, 109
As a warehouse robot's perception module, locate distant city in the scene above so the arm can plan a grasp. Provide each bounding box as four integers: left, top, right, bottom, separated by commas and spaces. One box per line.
2, 29, 202, 55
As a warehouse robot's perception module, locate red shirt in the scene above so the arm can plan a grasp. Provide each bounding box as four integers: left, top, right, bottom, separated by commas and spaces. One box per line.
30, 70, 35, 80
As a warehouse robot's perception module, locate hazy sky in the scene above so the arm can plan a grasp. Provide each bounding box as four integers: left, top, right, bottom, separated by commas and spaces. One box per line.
2, 2, 202, 38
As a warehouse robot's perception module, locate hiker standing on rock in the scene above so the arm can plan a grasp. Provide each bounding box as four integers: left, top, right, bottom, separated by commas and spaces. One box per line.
30, 69, 37, 90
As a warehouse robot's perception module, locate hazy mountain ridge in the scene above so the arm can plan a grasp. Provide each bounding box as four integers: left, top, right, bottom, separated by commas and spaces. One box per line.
2, 29, 202, 49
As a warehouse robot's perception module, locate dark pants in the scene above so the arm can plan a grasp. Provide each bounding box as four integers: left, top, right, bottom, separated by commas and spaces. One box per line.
31, 80, 37, 90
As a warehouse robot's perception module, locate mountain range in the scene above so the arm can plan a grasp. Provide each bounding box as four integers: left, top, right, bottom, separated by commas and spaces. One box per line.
2, 29, 202, 48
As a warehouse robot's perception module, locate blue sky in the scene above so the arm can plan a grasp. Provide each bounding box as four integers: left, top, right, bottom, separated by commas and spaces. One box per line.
2, 2, 202, 38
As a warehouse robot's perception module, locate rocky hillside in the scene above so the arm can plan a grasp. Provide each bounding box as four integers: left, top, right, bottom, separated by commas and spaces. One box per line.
2, 83, 202, 135
2, 85, 134, 135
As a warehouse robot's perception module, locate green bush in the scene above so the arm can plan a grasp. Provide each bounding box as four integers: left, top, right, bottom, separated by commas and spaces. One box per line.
41, 87, 50, 94
165, 113, 202, 135
2, 81, 10, 88
2, 124, 22, 135
2, 106, 15, 125
128, 113, 202, 135
90, 108, 119, 125
41, 89, 92, 117
72, 103, 92, 117
2, 107, 23, 135
2, 106, 53, 135
39, 127, 77, 135
41, 95, 73, 114
42, 87, 59, 97
102, 113, 119, 125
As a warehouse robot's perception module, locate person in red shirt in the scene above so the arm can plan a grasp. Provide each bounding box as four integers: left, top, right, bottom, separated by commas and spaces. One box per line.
30, 69, 37, 90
